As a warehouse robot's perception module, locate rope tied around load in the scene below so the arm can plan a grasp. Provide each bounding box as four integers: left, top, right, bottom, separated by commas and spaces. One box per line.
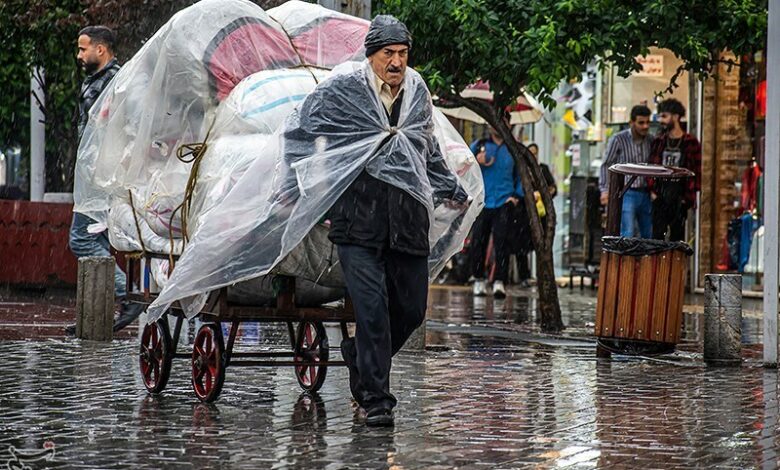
165, 118, 218, 268
128, 189, 148, 256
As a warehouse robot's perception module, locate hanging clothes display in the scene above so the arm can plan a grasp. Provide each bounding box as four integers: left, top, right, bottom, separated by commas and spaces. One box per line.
740, 161, 762, 214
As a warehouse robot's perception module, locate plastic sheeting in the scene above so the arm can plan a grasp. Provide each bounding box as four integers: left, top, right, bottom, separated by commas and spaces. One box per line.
74, 0, 367, 224
73, 0, 484, 321
145, 60, 483, 320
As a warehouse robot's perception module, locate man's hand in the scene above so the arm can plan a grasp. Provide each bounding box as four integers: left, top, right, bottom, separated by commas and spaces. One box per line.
506, 196, 520, 206
445, 198, 471, 211
650, 191, 658, 201
476, 148, 494, 166
600, 191, 609, 206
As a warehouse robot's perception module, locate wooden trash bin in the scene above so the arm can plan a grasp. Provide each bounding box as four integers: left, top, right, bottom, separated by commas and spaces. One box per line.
595, 237, 693, 355
595, 163, 694, 357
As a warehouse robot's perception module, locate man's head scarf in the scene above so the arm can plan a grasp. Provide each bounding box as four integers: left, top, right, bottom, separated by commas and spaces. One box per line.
364, 15, 412, 57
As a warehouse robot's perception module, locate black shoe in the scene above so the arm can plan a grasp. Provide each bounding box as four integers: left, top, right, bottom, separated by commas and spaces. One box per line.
65, 324, 76, 336
341, 338, 366, 408
113, 301, 145, 332
365, 406, 394, 427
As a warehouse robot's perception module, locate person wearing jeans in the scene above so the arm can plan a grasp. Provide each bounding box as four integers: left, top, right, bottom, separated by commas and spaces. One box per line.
69, 212, 127, 298
66, 26, 143, 335
621, 188, 653, 239
599, 105, 654, 238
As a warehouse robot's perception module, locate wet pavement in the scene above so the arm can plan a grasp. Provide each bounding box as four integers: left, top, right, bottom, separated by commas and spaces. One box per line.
1, 286, 779, 468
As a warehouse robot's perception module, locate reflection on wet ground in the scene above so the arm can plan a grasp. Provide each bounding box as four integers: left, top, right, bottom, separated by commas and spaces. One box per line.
426, 286, 765, 355
0, 286, 778, 468
2, 334, 780, 468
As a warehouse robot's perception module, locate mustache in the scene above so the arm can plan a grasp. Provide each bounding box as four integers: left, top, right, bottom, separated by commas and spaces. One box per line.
387, 66, 403, 73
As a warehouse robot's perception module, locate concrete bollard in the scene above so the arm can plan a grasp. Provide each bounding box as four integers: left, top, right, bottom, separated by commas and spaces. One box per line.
402, 322, 426, 352
76, 256, 115, 341
703, 274, 742, 366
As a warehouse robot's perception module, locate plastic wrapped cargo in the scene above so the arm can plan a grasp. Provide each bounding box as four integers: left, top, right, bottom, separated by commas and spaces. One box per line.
74, 0, 366, 226
145, 60, 484, 319
72, 0, 484, 320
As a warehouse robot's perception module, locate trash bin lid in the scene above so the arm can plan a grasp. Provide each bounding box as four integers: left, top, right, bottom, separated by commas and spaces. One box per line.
602, 236, 694, 256
608, 163, 694, 180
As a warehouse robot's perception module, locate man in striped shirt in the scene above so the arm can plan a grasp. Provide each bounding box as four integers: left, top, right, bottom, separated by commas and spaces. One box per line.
599, 105, 654, 238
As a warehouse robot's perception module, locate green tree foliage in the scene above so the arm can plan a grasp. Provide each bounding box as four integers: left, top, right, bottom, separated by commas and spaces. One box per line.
0, 0, 286, 193
0, 0, 84, 192
381, 0, 766, 332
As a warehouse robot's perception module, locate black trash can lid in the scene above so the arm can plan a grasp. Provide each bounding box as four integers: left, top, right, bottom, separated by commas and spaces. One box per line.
602, 236, 694, 256
608, 163, 694, 180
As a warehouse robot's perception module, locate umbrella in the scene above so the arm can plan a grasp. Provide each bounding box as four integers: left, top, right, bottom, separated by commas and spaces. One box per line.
437, 81, 544, 125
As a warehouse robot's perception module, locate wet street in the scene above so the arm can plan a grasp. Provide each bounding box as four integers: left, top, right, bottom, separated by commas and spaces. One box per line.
1, 286, 779, 469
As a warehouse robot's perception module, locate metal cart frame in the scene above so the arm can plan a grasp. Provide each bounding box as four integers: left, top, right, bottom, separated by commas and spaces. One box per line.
127, 251, 353, 403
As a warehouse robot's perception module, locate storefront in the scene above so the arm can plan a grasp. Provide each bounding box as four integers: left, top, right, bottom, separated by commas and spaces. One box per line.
560, 49, 695, 285
594, 47, 766, 292
697, 51, 766, 292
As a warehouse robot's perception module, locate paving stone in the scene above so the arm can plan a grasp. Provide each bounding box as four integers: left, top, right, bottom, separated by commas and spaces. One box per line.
1, 287, 779, 468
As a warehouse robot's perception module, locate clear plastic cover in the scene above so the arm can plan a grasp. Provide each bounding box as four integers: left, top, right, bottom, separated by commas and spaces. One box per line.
72, 0, 484, 320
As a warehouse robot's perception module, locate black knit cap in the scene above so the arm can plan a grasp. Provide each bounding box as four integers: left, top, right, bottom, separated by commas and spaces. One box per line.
364, 15, 412, 57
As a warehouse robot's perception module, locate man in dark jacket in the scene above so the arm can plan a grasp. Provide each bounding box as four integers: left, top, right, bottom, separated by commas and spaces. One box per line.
315, 16, 467, 426
648, 98, 701, 241
67, 26, 142, 335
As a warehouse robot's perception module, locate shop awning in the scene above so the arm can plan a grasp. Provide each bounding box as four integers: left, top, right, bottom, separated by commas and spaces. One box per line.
437, 81, 544, 125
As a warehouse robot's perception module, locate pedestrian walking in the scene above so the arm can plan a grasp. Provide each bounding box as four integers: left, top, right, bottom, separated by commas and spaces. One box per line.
288, 15, 468, 426
468, 119, 524, 298
599, 105, 654, 238
66, 26, 142, 335
648, 98, 702, 241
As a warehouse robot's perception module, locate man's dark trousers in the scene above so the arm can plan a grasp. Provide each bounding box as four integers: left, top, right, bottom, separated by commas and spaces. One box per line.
337, 243, 428, 411
468, 203, 514, 282
652, 199, 688, 241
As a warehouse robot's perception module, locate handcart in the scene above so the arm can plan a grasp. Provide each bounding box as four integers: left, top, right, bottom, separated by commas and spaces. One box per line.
126, 251, 353, 403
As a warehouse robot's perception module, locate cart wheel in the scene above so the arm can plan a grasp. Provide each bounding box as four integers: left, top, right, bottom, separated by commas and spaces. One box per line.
294, 321, 329, 393
191, 323, 226, 403
139, 319, 173, 394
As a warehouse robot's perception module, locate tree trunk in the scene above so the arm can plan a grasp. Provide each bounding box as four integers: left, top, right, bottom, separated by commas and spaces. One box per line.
447, 95, 564, 333
536, 238, 564, 331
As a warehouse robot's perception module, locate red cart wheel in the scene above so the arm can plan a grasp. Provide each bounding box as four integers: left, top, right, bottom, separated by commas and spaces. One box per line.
139, 319, 173, 394
294, 321, 329, 393
191, 323, 226, 403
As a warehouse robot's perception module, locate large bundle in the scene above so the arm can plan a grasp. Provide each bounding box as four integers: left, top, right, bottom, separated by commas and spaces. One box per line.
75, 0, 367, 229
73, 0, 484, 316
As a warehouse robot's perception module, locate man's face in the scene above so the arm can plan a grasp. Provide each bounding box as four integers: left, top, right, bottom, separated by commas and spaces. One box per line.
369, 45, 408, 88
630, 114, 651, 137
658, 112, 678, 132
77, 35, 102, 74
